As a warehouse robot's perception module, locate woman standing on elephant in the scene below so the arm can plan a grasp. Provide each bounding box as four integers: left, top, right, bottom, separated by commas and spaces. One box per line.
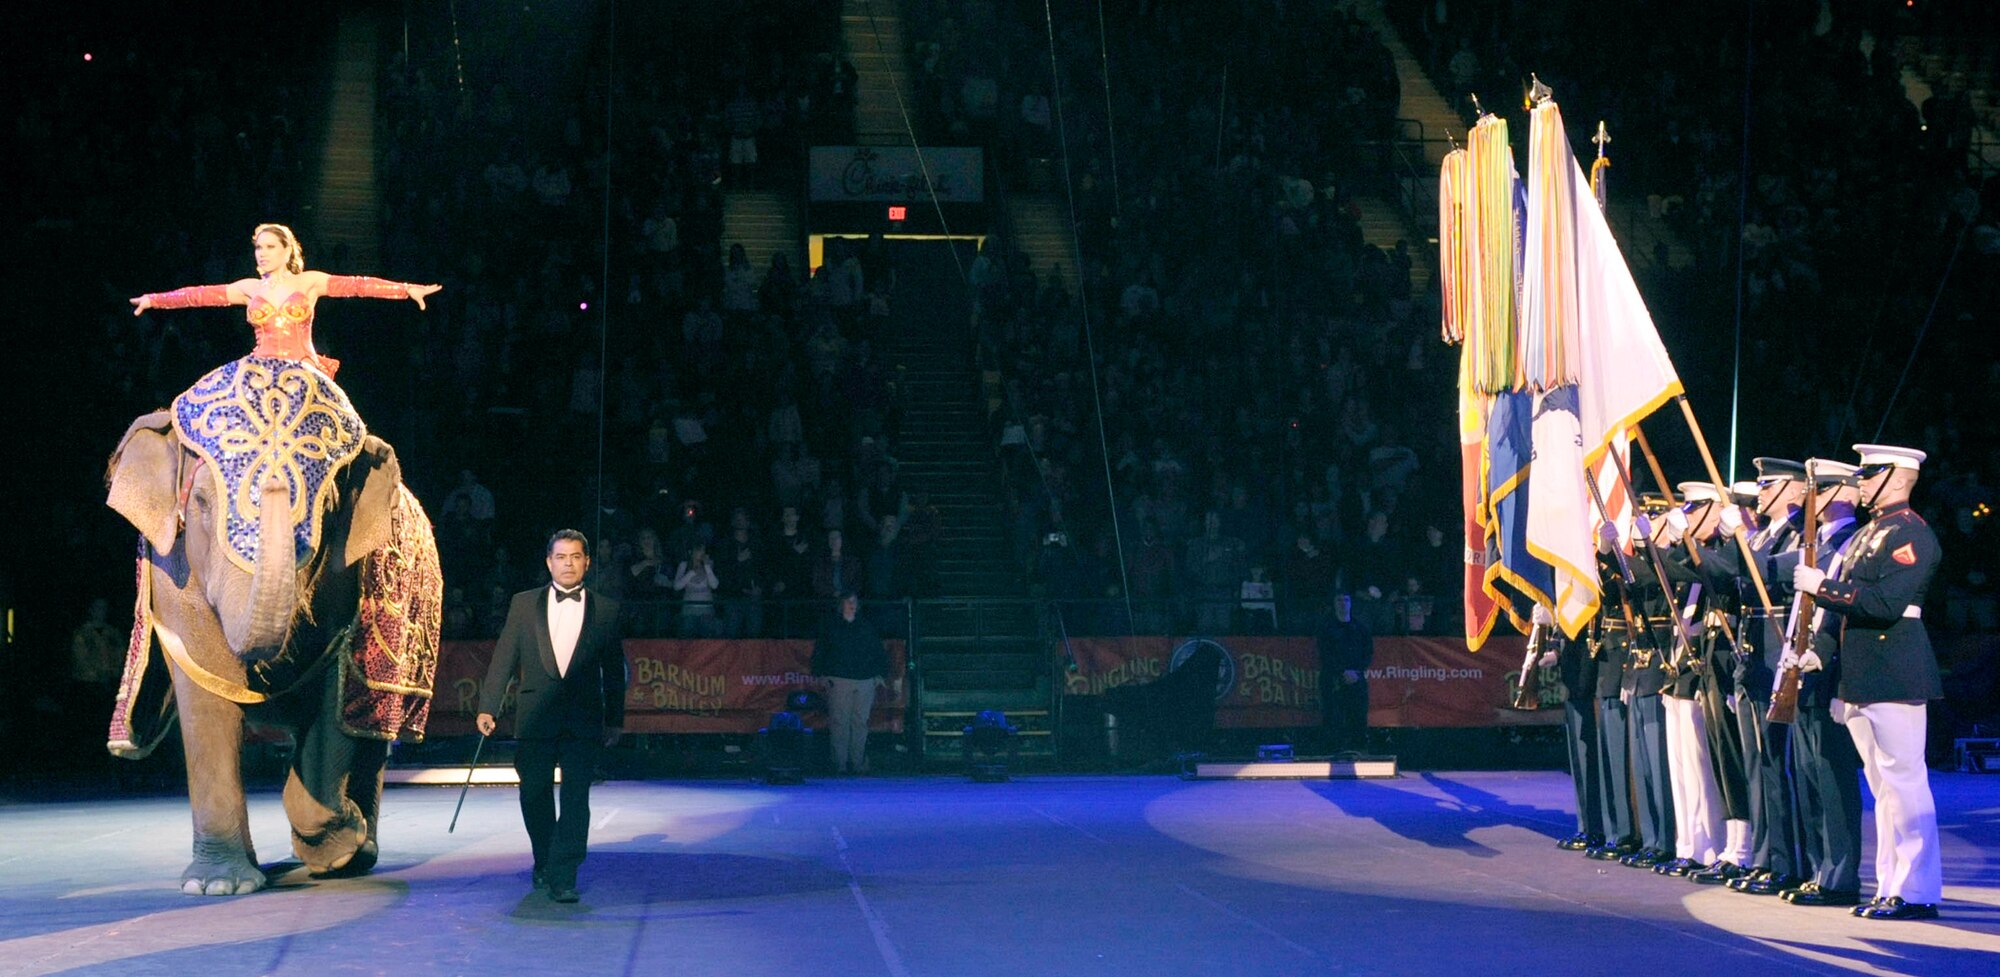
129, 222, 441, 381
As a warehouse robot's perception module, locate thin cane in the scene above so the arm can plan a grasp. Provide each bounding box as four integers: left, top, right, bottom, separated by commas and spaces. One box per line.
448, 732, 488, 833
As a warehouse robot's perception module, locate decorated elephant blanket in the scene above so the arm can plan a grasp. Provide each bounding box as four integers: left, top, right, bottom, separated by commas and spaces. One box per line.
338, 483, 443, 742
109, 486, 443, 756
172, 356, 366, 574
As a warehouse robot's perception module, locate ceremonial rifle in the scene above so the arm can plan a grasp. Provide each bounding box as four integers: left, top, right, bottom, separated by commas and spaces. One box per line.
1767, 468, 1820, 724
1510, 622, 1547, 711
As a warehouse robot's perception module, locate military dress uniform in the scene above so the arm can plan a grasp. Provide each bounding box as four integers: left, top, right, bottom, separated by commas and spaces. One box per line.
1557, 627, 1605, 851
1619, 534, 1679, 869
1701, 462, 1807, 894
1803, 446, 1944, 921
1781, 512, 1866, 907
1586, 580, 1640, 861
1654, 496, 1726, 876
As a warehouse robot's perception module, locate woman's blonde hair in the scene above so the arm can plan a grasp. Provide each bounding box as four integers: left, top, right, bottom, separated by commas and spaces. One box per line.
252, 223, 305, 274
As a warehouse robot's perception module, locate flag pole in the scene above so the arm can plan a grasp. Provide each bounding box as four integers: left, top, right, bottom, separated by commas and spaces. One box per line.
1674, 395, 1775, 611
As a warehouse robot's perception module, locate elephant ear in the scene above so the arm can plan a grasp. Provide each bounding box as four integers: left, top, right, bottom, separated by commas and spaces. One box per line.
342, 435, 405, 568
106, 410, 180, 553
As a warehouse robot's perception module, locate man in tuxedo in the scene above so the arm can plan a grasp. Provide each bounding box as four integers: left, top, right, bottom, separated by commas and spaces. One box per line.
477, 529, 627, 903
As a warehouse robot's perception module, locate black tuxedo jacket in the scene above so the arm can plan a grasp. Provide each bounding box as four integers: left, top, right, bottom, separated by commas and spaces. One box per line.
479, 586, 627, 738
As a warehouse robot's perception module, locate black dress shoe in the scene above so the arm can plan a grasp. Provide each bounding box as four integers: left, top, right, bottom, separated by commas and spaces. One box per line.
1739, 873, 1803, 896
1622, 847, 1668, 868
548, 886, 580, 904
1851, 896, 1886, 917
1726, 868, 1769, 892
1557, 832, 1597, 851
1786, 884, 1860, 907
1656, 858, 1703, 877
1587, 841, 1640, 861
1691, 861, 1746, 885
1860, 897, 1939, 921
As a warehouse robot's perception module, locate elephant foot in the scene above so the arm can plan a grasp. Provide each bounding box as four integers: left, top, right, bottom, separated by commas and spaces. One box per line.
314, 837, 379, 879
292, 811, 369, 877
182, 838, 266, 896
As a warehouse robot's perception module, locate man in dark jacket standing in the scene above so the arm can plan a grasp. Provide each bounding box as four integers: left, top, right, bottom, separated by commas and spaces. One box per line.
477, 530, 627, 903
812, 592, 899, 773
1317, 593, 1373, 754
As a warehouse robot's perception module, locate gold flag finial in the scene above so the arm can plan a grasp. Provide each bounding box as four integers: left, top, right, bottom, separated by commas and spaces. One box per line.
1527, 73, 1554, 108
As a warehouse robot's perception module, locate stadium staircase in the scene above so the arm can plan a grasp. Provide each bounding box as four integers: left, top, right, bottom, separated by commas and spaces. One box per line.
845, 0, 916, 146
314, 9, 383, 266
884, 241, 1054, 760
1900, 34, 2000, 176
1002, 195, 1083, 298
722, 192, 804, 279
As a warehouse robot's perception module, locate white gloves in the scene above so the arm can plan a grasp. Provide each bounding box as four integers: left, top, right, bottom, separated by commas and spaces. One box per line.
1535, 651, 1558, 669
1665, 508, 1689, 535
1532, 604, 1555, 627
1792, 563, 1826, 596
1597, 521, 1620, 553
1718, 506, 1744, 535
1777, 649, 1823, 673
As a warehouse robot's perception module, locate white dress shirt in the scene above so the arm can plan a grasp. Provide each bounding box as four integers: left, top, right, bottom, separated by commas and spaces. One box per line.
546, 584, 587, 677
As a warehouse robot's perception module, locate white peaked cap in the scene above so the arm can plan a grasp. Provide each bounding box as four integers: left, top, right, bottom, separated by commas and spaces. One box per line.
1677, 481, 1721, 504
1852, 444, 1926, 471
1808, 459, 1860, 479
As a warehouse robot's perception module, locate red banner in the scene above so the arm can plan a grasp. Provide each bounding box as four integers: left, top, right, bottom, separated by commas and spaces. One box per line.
1063, 634, 1556, 729
430, 639, 907, 736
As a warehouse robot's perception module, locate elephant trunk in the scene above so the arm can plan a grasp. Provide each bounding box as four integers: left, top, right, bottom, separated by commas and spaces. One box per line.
237, 478, 298, 658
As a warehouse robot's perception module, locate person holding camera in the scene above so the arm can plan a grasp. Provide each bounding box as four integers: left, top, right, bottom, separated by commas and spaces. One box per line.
673, 542, 722, 637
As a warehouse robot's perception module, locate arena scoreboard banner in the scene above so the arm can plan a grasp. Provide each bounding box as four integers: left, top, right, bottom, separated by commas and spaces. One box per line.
1062, 635, 1556, 729
431, 640, 908, 737
808, 146, 984, 203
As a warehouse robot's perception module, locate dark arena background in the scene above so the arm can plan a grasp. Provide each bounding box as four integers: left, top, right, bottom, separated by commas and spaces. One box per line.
3, 1, 1998, 974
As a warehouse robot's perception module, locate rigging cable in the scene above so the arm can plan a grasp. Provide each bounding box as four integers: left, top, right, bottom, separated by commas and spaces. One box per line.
1043, 0, 1134, 626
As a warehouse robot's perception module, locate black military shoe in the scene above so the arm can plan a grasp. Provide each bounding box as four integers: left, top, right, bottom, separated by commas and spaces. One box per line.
1800, 887, 1862, 908
1860, 897, 1939, 921
1587, 840, 1640, 861
1739, 872, 1803, 896
1655, 858, 1703, 877
1851, 896, 1887, 917
1623, 847, 1670, 868
548, 885, 581, 904
1557, 832, 1600, 851
1725, 868, 1768, 892
1690, 861, 1746, 885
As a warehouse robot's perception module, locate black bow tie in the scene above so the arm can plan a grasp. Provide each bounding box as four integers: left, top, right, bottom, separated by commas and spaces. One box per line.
553, 587, 583, 602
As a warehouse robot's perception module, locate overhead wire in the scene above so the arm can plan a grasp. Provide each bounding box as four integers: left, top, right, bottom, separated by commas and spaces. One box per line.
1042, 0, 1134, 626
853, 0, 1075, 602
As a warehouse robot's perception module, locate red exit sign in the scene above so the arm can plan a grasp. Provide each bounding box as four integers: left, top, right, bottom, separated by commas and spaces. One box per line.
887, 206, 907, 222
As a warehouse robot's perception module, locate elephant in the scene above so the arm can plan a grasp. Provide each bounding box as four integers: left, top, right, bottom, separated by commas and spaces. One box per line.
104, 377, 441, 896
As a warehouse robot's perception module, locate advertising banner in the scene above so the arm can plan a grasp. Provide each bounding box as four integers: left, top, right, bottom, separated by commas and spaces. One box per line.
430, 640, 908, 736
808, 146, 984, 202
1063, 635, 1553, 728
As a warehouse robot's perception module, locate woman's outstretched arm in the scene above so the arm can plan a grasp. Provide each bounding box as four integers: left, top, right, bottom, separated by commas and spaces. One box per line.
311, 273, 443, 310
129, 280, 253, 315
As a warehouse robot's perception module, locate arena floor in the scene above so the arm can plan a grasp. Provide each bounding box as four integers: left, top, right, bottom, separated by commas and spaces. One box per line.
3, 771, 1995, 976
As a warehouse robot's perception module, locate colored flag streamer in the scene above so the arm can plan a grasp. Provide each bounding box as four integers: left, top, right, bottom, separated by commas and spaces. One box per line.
1440, 97, 1682, 644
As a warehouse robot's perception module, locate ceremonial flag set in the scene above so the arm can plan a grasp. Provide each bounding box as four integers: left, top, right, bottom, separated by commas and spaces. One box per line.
1440, 93, 1683, 650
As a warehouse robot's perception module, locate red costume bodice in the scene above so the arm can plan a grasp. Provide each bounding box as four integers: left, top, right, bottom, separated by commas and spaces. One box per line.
246, 291, 340, 377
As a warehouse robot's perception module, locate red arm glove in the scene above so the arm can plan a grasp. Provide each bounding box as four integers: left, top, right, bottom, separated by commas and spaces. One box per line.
324, 276, 414, 299
143, 285, 232, 308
